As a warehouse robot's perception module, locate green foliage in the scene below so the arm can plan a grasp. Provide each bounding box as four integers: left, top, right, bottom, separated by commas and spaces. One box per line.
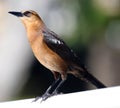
51, 0, 111, 47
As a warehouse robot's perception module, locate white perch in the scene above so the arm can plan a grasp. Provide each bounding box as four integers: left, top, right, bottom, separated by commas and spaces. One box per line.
0, 86, 120, 108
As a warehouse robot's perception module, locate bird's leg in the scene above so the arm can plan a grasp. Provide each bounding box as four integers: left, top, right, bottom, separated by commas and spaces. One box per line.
41, 76, 63, 102
41, 73, 67, 102
51, 79, 66, 96
33, 76, 61, 102
41, 79, 66, 102
41, 74, 67, 101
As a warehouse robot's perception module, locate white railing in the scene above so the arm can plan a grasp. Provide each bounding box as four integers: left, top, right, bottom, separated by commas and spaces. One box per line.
0, 86, 120, 108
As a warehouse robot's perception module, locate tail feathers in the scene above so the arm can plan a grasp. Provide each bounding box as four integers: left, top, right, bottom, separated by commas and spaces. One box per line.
79, 70, 106, 88
69, 64, 106, 88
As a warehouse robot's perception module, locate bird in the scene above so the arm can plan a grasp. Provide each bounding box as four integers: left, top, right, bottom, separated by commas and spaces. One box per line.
9, 10, 106, 102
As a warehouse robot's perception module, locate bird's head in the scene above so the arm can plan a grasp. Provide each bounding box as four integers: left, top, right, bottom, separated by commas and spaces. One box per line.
9, 10, 45, 30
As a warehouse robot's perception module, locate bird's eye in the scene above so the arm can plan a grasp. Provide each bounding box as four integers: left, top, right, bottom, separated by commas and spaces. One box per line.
23, 11, 32, 17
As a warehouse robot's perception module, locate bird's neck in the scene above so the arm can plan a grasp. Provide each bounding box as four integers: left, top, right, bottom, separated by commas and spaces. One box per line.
25, 21, 45, 44
24, 19, 44, 31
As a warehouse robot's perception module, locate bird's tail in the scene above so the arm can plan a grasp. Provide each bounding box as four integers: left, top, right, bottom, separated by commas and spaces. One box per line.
71, 66, 106, 88
80, 70, 106, 88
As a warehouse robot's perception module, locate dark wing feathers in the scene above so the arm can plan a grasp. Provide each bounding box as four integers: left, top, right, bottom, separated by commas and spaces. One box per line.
42, 28, 85, 68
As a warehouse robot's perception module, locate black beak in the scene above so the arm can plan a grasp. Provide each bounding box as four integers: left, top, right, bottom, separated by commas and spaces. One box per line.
8, 11, 23, 17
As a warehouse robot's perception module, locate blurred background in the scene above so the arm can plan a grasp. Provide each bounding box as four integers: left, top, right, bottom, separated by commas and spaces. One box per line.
0, 0, 120, 102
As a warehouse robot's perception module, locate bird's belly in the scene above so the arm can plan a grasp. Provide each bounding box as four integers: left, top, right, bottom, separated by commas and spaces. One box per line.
31, 39, 68, 73
40, 54, 66, 72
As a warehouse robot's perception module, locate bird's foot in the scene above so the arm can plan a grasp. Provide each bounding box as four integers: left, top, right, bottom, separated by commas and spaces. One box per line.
32, 90, 62, 103
51, 90, 59, 96
41, 92, 52, 102
41, 90, 61, 102
32, 93, 55, 103
32, 96, 41, 102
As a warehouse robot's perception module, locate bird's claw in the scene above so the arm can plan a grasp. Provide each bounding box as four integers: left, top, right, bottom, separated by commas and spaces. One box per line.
41, 91, 59, 101
32, 92, 52, 103
32, 96, 41, 102
41, 92, 52, 102
32, 90, 62, 103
